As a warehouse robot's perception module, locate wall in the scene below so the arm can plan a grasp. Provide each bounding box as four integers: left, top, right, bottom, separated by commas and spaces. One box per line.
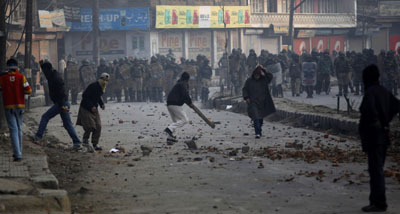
244, 34, 279, 55
348, 37, 363, 52
371, 29, 388, 51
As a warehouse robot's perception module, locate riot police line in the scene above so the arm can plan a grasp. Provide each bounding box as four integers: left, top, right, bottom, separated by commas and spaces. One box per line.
15, 47, 400, 106
217, 48, 400, 99
41, 53, 213, 105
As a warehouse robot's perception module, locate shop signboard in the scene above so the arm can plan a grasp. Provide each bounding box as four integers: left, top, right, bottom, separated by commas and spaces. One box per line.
39, 9, 66, 28
379, 1, 400, 16
297, 30, 316, 38
156, 5, 250, 29
71, 32, 126, 59
67, 7, 149, 31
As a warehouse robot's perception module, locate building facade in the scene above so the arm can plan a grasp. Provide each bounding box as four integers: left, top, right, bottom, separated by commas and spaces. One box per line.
356, 0, 400, 52
248, 0, 357, 54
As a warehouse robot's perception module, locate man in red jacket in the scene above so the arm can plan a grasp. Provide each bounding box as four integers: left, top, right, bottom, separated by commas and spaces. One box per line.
0, 59, 32, 161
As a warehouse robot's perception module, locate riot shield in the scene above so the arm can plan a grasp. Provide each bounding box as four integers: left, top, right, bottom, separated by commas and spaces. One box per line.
302, 62, 317, 86
80, 65, 97, 89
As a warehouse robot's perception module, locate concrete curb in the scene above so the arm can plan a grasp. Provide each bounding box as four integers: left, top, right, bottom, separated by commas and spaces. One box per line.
29, 95, 46, 109
0, 137, 70, 213
0, 189, 70, 213
212, 96, 359, 135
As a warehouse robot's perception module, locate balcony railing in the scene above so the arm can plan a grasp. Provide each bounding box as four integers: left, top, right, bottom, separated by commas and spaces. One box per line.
251, 13, 357, 28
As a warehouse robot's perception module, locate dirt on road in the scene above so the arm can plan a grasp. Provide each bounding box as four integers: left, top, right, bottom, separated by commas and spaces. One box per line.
25, 103, 400, 214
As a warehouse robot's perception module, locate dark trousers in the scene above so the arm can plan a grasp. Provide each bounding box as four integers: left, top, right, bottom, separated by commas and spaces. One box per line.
367, 144, 388, 209
305, 86, 313, 98
253, 119, 263, 135
316, 73, 330, 94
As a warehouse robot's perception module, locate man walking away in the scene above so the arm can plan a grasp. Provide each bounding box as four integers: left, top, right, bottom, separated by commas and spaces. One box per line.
242, 65, 276, 139
164, 72, 194, 143
76, 73, 109, 152
34, 61, 82, 151
359, 64, 400, 212
0, 59, 32, 161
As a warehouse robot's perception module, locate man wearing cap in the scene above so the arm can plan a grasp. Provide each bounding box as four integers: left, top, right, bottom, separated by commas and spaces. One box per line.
242, 65, 276, 139
76, 73, 109, 152
0, 59, 32, 161
164, 72, 194, 143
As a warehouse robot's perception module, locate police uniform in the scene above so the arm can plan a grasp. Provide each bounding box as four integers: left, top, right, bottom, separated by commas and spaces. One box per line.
316, 52, 333, 95
65, 60, 81, 104
334, 53, 351, 96
148, 58, 164, 102
97, 59, 112, 103
218, 54, 229, 93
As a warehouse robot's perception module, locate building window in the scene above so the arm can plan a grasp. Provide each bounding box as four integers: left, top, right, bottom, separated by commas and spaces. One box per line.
267, 0, 277, 12
132, 36, 145, 51
281, 0, 289, 13
300, 0, 314, 13
251, 0, 265, 13
318, 0, 338, 13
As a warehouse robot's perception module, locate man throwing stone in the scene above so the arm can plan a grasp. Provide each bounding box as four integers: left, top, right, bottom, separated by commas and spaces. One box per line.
164, 72, 194, 143
34, 61, 82, 151
76, 73, 109, 152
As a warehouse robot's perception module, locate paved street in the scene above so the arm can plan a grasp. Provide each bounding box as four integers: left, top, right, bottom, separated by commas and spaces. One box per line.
26, 101, 400, 214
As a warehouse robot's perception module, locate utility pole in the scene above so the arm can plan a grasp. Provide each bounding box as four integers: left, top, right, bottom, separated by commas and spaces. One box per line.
24, 0, 33, 109
288, 0, 306, 51
92, 0, 100, 67
221, 5, 230, 95
288, 0, 295, 51
0, 1, 6, 72
0, 1, 7, 130
24, 0, 33, 88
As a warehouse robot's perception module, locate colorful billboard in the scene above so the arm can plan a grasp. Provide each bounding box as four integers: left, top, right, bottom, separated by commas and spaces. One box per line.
156, 5, 251, 29
67, 7, 149, 31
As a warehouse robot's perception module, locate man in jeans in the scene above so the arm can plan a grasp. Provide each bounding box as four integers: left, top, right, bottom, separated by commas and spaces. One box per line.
0, 59, 32, 161
164, 72, 194, 143
34, 61, 82, 151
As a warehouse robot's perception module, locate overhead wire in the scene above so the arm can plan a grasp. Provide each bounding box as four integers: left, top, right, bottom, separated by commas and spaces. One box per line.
5, 0, 21, 20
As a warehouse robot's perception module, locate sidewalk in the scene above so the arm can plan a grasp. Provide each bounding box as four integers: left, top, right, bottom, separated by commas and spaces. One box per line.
0, 132, 71, 213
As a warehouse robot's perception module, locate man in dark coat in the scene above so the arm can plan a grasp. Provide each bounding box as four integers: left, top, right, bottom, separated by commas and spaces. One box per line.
359, 64, 400, 212
76, 73, 109, 152
164, 72, 194, 143
242, 65, 276, 139
34, 61, 82, 151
